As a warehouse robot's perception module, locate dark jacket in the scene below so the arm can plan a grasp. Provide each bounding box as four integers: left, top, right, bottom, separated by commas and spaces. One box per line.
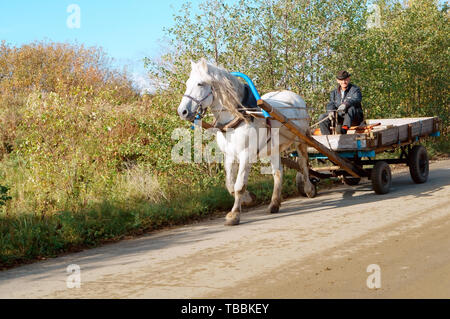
326, 83, 362, 112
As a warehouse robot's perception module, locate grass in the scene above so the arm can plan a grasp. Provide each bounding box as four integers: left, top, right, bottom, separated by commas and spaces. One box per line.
0, 168, 302, 269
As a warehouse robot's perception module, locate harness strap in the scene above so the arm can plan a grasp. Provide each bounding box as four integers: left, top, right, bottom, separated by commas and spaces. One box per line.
266, 118, 272, 145
214, 117, 244, 132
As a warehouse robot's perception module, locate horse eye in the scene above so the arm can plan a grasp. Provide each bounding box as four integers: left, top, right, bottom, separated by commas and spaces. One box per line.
197, 83, 204, 87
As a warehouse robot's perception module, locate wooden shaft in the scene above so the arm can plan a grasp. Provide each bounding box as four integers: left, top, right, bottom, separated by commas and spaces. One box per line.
193, 120, 213, 130
280, 157, 330, 179
202, 122, 213, 130
258, 100, 363, 178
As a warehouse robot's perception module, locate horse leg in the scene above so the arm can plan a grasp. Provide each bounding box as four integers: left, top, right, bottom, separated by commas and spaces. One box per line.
297, 143, 316, 198
225, 155, 250, 226
225, 159, 255, 206
268, 154, 283, 214
225, 159, 238, 196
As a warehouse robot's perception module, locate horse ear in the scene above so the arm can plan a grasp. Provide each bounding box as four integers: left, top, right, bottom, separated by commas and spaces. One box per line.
199, 58, 208, 71
190, 60, 196, 70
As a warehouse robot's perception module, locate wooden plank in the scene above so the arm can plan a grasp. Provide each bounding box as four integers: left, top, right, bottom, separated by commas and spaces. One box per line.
309, 134, 369, 151
258, 99, 363, 178
366, 117, 437, 139
366, 117, 436, 126
379, 126, 401, 145
411, 118, 434, 137
314, 166, 341, 172
372, 118, 435, 146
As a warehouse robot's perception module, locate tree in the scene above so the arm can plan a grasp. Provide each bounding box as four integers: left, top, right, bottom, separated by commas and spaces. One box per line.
339, 0, 449, 125
145, 0, 448, 126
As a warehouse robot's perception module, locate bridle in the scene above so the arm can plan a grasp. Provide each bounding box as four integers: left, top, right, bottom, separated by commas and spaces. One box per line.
181, 84, 246, 132
183, 88, 214, 120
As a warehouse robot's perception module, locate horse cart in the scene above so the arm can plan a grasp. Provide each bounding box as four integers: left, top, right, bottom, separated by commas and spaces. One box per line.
233, 73, 441, 196
181, 62, 442, 225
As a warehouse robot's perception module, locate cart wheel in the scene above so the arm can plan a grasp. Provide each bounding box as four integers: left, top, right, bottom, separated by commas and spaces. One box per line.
296, 172, 317, 198
343, 176, 361, 186
307, 182, 318, 198
371, 161, 392, 195
408, 145, 429, 184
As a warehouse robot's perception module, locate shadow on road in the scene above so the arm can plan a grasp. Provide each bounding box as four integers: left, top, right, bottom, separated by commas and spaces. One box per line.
241, 167, 449, 224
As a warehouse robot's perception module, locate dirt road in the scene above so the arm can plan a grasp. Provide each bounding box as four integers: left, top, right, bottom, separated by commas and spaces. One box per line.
1, 159, 449, 299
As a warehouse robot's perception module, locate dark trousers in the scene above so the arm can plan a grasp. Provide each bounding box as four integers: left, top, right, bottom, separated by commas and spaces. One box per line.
319, 106, 364, 135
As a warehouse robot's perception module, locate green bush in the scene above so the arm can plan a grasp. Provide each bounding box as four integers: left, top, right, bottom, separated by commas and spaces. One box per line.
0, 185, 11, 207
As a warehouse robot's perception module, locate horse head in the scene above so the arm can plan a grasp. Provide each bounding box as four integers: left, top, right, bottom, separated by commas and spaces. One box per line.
177, 58, 215, 122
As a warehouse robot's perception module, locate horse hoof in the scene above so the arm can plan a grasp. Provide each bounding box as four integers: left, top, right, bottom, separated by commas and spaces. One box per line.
225, 212, 240, 226
306, 184, 317, 198
268, 203, 280, 214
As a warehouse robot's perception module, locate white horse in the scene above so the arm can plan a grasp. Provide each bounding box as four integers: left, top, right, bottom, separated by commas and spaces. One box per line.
177, 58, 315, 226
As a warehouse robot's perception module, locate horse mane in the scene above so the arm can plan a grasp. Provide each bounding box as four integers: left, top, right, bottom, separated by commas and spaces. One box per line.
195, 59, 249, 123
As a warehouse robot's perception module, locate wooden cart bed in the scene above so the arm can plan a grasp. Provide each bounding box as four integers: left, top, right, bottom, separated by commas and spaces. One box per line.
308, 117, 440, 154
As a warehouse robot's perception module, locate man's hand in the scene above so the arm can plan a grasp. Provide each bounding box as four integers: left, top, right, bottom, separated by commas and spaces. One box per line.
337, 104, 346, 112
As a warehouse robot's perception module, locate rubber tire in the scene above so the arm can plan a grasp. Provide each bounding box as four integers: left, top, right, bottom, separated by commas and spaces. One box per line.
296, 172, 318, 198
408, 145, 429, 184
371, 161, 392, 195
307, 183, 318, 199
343, 176, 361, 186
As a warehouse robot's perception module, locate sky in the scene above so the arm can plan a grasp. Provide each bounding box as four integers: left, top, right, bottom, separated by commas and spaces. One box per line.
2, 0, 446, 92
0, 0, 207, 92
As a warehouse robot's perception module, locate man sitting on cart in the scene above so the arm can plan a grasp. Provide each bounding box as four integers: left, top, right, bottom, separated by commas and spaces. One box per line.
319, 70, 364, 135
